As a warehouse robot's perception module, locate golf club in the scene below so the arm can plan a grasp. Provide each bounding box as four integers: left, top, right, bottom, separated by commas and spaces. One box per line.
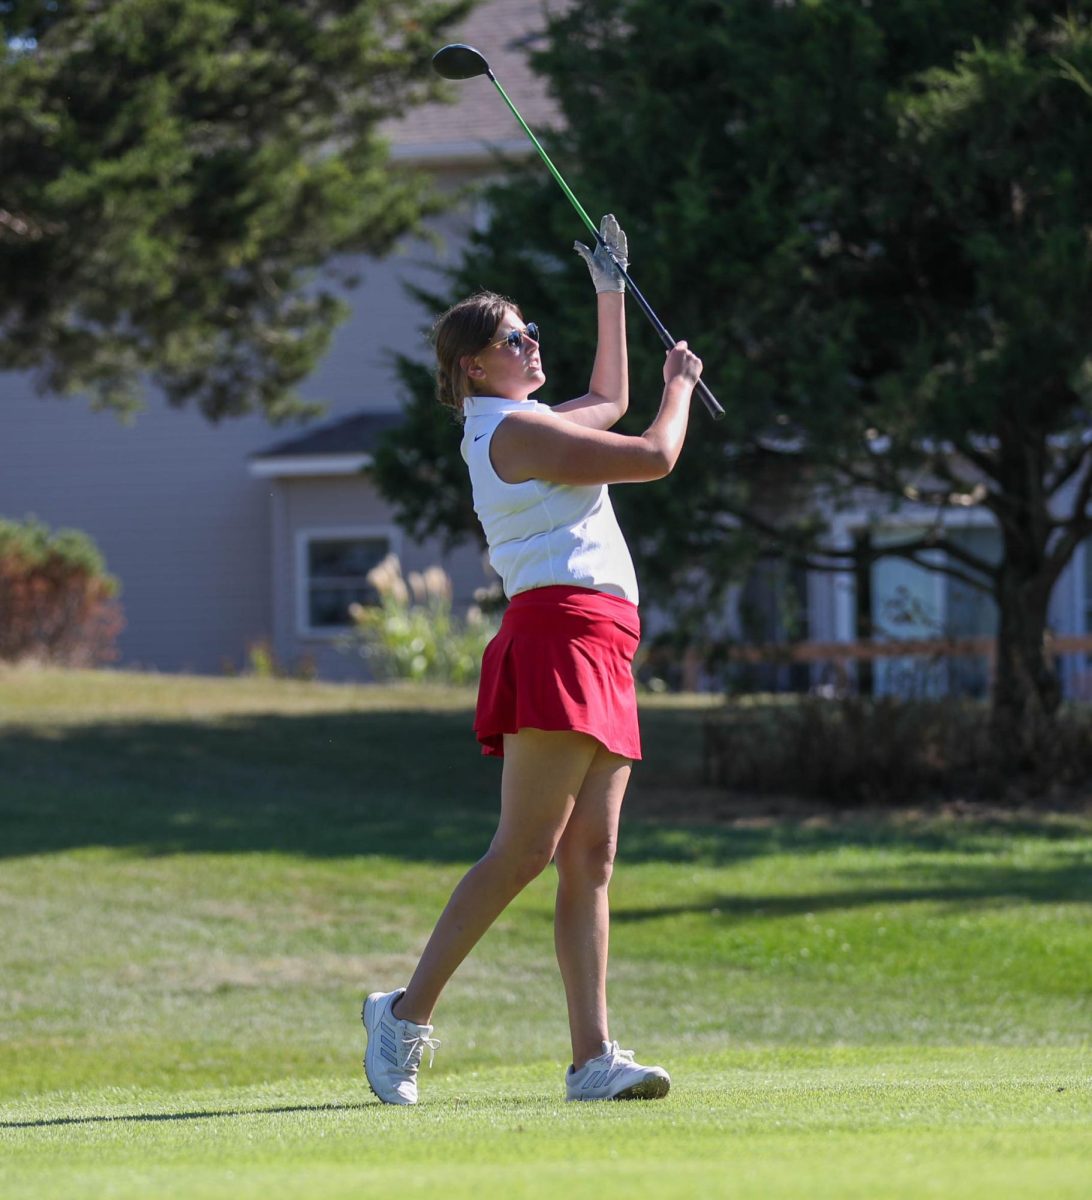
432, 43, 725, 421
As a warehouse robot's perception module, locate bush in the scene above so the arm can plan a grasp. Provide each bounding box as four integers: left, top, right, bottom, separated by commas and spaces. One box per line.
346, 555, 497, 685
703, 696, 1092, 805
0, 516, 124, 666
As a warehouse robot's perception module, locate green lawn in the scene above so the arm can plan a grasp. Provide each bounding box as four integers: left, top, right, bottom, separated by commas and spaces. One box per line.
0, 668, 1089, 1199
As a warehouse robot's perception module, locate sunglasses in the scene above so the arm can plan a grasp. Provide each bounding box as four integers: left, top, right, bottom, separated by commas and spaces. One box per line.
485, 322, 540, 352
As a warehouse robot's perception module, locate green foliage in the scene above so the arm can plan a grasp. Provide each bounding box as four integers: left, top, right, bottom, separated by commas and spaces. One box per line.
346, 554, 497, 683
375, 0, 1092, 746
0, 514, 123, 664
0, 514, 113, 579
372, 352, 485, 551
0, 0, 474, 419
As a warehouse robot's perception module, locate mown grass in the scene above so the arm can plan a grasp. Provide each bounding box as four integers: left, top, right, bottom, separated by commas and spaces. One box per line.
0, 667, 1089, 1199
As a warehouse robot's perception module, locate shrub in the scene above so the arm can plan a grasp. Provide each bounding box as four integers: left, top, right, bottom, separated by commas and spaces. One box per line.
0, 516, 124, 666
346, 555, 497, 685
703, 695, 1092, 805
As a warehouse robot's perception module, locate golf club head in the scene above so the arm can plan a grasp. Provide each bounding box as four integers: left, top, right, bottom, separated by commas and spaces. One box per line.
432, 43, 491, 81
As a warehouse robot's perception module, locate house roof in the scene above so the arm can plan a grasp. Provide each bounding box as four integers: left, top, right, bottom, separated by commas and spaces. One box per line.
249, 411, 405, 477
384, 0, 567, 164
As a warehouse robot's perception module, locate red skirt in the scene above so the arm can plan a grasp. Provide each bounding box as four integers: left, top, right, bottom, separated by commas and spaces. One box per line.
474, 585, 642, 760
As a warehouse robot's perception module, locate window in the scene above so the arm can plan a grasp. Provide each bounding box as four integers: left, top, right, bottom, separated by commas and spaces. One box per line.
298, 530, 396, 635
1083, 539, 1092, 638
868, 525, 998, 698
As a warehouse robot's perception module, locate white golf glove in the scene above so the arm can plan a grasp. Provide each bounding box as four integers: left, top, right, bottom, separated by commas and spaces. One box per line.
574, 213, 628, 294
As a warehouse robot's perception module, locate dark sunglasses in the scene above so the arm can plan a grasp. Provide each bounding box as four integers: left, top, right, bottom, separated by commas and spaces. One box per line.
485, 322, 540, 351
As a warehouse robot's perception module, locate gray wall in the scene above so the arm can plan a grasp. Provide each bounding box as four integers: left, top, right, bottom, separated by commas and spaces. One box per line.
0, 376, 276, 672
0, 200, 482, 676
269, 474, 489, 680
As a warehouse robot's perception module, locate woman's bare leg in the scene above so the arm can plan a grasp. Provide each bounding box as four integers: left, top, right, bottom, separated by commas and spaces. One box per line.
394, 728, 599, 1025
552, 744, 631, 1069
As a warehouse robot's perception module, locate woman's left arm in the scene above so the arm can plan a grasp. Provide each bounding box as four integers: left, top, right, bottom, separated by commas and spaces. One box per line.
553, 291, 628, 429
553, 214, 629, 430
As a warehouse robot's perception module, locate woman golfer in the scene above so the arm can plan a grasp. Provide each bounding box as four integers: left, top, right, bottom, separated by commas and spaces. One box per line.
363, 215, 703, 1104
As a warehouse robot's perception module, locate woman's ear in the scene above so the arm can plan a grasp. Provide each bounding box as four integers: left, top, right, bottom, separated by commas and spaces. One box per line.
461, 354, 484, 379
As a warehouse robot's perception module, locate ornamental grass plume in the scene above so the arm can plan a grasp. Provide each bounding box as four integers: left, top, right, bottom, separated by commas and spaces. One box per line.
347, 555, 497, 685
365, 554, 410, 608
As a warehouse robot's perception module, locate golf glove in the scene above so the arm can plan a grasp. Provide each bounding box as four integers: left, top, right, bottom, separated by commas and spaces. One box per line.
574, 213, 628, 294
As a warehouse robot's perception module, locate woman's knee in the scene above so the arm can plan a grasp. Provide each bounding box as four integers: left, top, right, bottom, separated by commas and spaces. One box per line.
555, 834, 617, 888
486, 839, 557, 890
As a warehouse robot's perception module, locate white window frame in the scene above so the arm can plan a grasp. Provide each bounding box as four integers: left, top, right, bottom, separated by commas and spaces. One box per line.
1077, 539, 1092, 635
295, 525, 403, 640
826, 512, 998, 694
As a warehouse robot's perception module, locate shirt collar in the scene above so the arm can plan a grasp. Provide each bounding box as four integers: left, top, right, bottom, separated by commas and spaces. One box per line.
462, 395, 540, 418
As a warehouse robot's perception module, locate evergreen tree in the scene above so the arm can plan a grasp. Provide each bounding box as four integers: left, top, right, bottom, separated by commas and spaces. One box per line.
0, 0, 472, 419
375, 0, 1092, 766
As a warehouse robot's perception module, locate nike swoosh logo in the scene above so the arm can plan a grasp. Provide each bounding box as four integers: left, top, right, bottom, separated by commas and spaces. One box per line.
474, 433, 487, 441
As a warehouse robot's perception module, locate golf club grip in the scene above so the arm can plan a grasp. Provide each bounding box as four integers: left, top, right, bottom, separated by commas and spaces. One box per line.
606, 252, 725, 421
693, 378, 725, 421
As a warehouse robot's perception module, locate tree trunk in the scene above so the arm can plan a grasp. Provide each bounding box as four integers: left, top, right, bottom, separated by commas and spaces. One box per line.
986, 414, 1069, 780
990, 559, 1061, 775
854, 529, 874, 698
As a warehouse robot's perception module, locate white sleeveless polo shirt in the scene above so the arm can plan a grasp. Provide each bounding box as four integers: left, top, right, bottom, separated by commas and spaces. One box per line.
460, 395, 639, 604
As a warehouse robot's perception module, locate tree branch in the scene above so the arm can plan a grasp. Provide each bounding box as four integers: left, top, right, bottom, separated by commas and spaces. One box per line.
897, 551, 996, 594
951, 436, 1002, 484
1046, 439, 1092, 499
1045, 456, 1092, 587
720, 503, 998, 592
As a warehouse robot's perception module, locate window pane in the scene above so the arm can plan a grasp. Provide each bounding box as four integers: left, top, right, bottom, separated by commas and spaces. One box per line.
309, 538, 388, 579
1084, 538, 1092, 632
871, 531, 944, 698
946, 528, 999, 638
305, 536, 389, 628
309, 587, 353, 628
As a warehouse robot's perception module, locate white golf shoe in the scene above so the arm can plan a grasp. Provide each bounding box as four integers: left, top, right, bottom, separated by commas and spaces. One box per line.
565, 1039, 671, 1101
362, 988, 441, 1105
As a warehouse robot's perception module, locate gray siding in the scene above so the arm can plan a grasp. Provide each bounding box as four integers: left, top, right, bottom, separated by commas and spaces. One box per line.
271, 474, 489, 681
0, 375, 275, 672
0, 205, 483, 676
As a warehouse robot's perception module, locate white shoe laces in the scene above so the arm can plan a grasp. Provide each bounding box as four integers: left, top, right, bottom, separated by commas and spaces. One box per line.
604, 1041, 635, 1067
401, 1029, 442, 1072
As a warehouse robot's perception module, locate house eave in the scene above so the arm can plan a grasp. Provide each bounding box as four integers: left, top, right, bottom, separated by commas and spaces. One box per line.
389, 138, 537, 167
248, 454, 372, 478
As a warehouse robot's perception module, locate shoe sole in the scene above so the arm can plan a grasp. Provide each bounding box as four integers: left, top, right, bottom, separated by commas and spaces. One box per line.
362, 992, 416, 1106
611, 1073, 671, 1101
568, 1072, 672, 1102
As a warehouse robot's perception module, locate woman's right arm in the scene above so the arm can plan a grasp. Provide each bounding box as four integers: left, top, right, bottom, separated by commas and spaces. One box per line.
490, 343, 704, 486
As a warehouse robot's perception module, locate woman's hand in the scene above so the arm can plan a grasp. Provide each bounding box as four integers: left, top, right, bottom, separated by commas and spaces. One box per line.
573, 214, 628, 294
491, 336, 701, 487
664, 341, 703, 384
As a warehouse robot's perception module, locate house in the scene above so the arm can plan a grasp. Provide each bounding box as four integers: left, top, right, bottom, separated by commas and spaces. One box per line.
768, 489, 1092, 702
0, 0, 561, 679
3, 0, 1091, 693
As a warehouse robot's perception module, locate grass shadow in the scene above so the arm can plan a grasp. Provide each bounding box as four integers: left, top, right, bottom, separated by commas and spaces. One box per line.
0, 1102, 371, 1129
1, 707, 1087, 866
612, 859, 1092, 924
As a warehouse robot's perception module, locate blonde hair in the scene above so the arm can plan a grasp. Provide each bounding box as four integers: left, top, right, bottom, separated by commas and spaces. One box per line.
432, 291, 522, 414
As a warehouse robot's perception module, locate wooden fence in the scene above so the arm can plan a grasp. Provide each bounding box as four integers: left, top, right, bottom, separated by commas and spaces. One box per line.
679, 633, 1092, 693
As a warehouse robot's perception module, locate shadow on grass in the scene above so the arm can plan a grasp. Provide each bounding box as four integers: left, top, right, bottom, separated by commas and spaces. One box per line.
0, 1102, 372, 1129
1, 709, 1087, 871
612, 864, 1092, 924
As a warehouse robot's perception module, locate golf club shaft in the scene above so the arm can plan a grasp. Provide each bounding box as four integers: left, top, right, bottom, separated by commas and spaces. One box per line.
488, 72, 725, 421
